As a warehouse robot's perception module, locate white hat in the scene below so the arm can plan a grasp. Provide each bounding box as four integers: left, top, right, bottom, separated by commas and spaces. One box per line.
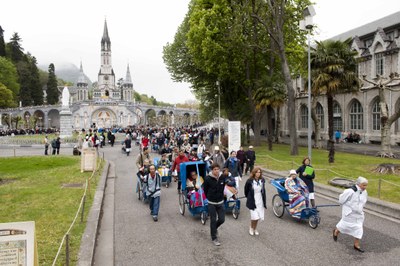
214, 146, 220, 151
249, 145, 254, 149
289, 170, 297, 175
356, 176, 368, 184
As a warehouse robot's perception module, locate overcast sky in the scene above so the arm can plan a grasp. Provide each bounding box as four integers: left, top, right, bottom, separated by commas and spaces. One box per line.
1, 0, 398, 103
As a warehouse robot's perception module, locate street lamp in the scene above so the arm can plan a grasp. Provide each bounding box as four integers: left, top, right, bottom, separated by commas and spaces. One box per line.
300, 5, 315, 160
216, 81, 221, 145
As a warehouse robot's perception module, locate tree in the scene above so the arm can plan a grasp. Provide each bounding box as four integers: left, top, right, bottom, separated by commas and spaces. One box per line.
362, 73, 400, 158
310, 38, 361, 163
253, 77, 286, 150
28, 55, 43, 105
0, 83, 15, 108
16, 60, 33, 106
46, 63, 59, 104
252, 0, 311, 155
0, 56, 20, 103
0, 25, 6, 57
7, 32, 24, 63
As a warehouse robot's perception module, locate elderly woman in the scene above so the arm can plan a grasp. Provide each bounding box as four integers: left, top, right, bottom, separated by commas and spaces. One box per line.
333, 176, 368, 253
284, 169, 309, 219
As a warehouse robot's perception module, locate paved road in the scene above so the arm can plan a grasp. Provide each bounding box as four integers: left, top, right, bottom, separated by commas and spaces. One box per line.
95, 144, 400, 266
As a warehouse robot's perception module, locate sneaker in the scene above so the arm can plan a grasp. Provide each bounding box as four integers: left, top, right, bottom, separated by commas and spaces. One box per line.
249, 228, 254, 236
254, 230, 259, 236
152, 216, 158, 222
212, 239, 221, 246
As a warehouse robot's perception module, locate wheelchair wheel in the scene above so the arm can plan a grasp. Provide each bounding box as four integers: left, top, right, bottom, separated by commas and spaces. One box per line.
232, 207, 240, 219
201, 211, 207, 225
137, 180, 142, 200
272, 194, 285, 218
309, 215, 320, 229
179, 192, 185, 215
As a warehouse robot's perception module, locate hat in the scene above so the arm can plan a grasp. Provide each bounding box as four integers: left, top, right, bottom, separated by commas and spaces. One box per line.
289, 170, 297, 175
249, 145, 254, 149
214, 146, 220, 151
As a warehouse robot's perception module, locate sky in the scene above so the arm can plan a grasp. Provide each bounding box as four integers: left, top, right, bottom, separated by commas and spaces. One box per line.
1, 0, 399, 104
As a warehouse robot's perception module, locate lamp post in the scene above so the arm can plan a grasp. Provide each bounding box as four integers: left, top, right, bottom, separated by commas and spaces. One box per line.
300, 5, 315, 160
216, 81, 221, 145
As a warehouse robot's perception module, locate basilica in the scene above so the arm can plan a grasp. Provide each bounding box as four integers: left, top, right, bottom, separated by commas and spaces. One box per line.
1, 21, 198, 130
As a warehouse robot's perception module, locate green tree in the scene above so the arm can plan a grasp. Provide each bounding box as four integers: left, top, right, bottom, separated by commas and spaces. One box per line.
16, 60, 33, 106
310, 38, 360, 163
0, 26, 6, 57
46, 63, 59, 104
0, 83, 16, 108
0, 56, 20, 102
28, 55, 43, 105
6, 32, 24, 63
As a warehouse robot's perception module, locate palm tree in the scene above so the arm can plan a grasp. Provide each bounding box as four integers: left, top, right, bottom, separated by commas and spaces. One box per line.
310, 38, 361, 163
253, 79, 286, 150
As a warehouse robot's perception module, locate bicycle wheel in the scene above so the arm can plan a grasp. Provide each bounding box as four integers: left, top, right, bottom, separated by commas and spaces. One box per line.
272, 194, 285, 218
201, 211, 207, 225
232, 206, 240, 219
137, 180, 142, 200
179, 192, 186, 215
309, 215, 320, 229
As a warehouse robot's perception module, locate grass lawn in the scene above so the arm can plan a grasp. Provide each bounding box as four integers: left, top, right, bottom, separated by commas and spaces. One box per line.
0, 156, 102, 265
0, 133, 79, 145
254, 143, 400, 203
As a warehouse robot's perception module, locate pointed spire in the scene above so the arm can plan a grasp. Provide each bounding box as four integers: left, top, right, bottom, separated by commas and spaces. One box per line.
124, 64, 132, 84
101, 19, 110, 44
77, 61, 87, 85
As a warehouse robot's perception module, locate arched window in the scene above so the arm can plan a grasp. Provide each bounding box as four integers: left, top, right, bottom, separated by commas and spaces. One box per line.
300, 105, 308, 129
316, 103, 324, 129
333, 102, 342, 131
372, 101, 381, 131
349, 100, 363, 130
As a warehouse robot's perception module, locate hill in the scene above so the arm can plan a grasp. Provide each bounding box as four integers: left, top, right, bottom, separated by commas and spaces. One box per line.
38, 63, 92, 87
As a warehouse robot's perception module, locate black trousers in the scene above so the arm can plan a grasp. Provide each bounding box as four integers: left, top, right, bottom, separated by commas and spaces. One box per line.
208, 203, 225, 240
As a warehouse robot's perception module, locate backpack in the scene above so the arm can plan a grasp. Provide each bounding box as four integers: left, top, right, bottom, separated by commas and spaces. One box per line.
51, 139, 57, 148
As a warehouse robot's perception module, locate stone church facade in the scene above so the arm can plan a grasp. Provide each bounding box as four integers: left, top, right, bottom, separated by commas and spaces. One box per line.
0, 20, 198, 130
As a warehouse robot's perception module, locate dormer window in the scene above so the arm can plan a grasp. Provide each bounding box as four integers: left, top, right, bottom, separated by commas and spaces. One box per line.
387, 31, 394, 41
375, 53, 384, 76
364, 38, 373, 47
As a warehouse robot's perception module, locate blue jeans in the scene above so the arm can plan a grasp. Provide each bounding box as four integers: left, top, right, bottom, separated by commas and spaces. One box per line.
208, 203, 225, 240
150, 196, 160, 216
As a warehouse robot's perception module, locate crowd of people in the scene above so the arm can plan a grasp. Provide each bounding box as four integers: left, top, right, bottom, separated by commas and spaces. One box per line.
34, 124, 369, 251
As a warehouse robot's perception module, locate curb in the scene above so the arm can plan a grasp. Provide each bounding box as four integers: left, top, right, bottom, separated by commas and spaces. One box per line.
77, 161, 110, 266
261, 168, 400, 221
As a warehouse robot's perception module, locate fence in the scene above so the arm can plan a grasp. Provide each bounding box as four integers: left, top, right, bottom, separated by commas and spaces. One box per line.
51, 155, 103, 266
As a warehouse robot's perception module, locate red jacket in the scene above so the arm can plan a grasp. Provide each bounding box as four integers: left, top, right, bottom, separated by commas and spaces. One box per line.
172, 155, 189, 173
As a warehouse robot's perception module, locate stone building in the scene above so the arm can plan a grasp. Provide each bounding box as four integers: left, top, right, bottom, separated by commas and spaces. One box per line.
278, 11, 400, 145
0, 20, 198, 130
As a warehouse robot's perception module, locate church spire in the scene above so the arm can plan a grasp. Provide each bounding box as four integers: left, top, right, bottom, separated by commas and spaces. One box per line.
101, 19, 111, 50
77, 61, 87, 85
124, 64, 132, 84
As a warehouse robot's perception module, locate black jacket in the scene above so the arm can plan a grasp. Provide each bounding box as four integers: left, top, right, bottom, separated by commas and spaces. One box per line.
244, 178, 267, 210
245, 150, 256, 163
203, 173, 226, 204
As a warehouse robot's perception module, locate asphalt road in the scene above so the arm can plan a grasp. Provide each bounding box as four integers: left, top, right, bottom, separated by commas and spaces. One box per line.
1, 141, 399, 265
97, 144, 400, 266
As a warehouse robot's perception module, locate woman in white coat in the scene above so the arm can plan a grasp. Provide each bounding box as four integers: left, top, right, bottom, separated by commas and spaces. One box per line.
333, 176, 368, 252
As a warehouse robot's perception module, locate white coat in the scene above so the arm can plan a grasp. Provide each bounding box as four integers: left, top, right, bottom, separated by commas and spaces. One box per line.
336, 185, 368, 239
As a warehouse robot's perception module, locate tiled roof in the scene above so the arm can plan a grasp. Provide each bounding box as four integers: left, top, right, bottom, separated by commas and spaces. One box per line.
329, 11, 400, 41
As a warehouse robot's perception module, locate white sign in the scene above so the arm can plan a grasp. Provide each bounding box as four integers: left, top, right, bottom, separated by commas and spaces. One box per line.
228, 121, 241, 153
0, 221, 37, 266
81, 148, 97, 172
